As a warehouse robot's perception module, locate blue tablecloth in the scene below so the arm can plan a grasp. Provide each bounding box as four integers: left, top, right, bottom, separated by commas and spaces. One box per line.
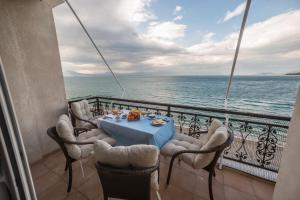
99, 116, 175, 149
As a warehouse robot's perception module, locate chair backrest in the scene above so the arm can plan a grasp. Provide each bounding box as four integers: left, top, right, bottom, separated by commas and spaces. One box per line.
94, 140, 159, 200
193, 121, 233, 169
47, 126, 73, 162
71, 100, 93, 127
95, 162, 157, 200
55, 114, 81, 160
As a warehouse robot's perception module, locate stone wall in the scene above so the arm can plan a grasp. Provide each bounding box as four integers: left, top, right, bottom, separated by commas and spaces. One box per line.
0, 0, 66, 163
273, 86, 300, 200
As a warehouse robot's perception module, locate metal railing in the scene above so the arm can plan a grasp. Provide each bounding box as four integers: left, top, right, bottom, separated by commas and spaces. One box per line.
68, 96, 290, 179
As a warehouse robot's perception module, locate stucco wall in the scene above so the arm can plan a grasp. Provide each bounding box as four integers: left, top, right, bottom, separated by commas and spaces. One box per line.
273, 86, 300, 200
0, 0, 66, 163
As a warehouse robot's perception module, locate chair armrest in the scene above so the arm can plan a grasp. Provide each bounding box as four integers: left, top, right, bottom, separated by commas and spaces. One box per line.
60, 138, 94, 145
170, 144, 225, 161
74, 127, 91, 132
90, 110, 102, 115
69, 110, 98, 128
199, 130, 208, 134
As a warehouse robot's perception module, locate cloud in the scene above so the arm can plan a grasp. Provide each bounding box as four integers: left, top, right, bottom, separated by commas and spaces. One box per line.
173, 15, 183, 21
143, 21, 187, 41
202, 32, 215, 42
221, 2, 246, 23
144, 10, 300, 74
53, 0, 300, 76
173, 5, 182, 15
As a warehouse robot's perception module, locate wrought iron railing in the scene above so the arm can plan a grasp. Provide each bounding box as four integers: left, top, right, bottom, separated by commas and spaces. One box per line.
68, 96, 290, 178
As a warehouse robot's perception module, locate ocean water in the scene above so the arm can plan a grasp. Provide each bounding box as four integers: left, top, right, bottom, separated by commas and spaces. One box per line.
64, 75, 300, 116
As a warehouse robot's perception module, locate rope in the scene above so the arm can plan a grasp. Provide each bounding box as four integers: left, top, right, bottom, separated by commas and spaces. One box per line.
220, 0, 252, 170
225, 0, 252, 100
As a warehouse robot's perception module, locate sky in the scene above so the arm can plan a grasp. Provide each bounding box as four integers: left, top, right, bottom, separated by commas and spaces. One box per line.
53, 0, 300, 76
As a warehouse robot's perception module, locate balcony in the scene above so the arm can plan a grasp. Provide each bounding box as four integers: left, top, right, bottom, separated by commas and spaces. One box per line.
31, 150, 275, 200
68, 96, 290, 181
27, 95, 291, 199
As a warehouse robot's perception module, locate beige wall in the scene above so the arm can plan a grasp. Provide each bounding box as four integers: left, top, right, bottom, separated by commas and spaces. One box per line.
273, 86, 300, 200
0, 0, 66, 163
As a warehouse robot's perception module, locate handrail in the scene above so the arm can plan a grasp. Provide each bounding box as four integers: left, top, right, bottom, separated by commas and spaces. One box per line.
68, 96, 291, 121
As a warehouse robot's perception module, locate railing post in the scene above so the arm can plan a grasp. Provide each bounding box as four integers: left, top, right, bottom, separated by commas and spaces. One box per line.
96, 97, 100, 114
167, 106, 171, 117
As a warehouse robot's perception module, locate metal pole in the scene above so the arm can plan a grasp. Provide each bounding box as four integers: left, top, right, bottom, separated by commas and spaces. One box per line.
225, 0, 252, 100
65, 0, 125, 97
220, 0, 252, 170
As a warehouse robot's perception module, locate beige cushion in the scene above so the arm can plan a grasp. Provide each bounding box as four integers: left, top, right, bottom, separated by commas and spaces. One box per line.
80, 118, 98, 129
78, 129, 116, 158
94, 140, 159, 190
161, 133, 203, 166
161, 122, 228, 170
56, 115, 116, 160
71, 100, 94, 128
206, 119, 223, 143
56, 114, 81, 160
193, 126, 228, 169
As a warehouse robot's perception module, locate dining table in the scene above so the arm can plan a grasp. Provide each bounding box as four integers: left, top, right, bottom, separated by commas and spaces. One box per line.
97, 113, 175, 149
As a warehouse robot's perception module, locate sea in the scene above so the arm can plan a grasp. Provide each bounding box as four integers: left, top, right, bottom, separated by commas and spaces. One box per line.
64, 75, 300, 116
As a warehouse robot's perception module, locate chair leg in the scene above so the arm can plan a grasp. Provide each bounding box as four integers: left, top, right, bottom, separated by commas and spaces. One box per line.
67, 163, 73, 192
157, 166, 160, 184
103, 193, 108, 200
208, 171, 214, 200
213, 168, 216, 177
64, 160, 68, 171
166, 157, 175, 185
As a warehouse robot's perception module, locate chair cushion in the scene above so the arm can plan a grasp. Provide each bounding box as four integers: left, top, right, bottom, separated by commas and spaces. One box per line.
193, 126, 228, 169
56, 115, 116, 160
94, 140, 160, 190
80, 118, 98, 129
161, 133, 203, 166
71, 100, 94, 128
56, 114, 81, 160
78, 129, 116, 158
94, 140, 159, 168
206, 119, 223, 143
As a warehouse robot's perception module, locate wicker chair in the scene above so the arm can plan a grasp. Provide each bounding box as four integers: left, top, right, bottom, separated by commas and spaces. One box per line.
94, 140, 160, 200
70, 99, 102, 129
47, 115, 116, 192
161, 119, 233, 200
96, 162, 159, 200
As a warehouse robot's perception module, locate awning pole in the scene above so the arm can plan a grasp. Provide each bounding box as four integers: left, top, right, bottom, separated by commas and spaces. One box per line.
65, 0, 125, 98
219, 0, 252, 170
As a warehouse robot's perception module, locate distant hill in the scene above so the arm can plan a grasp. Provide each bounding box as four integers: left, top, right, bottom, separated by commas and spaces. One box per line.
285, 72, 300, 75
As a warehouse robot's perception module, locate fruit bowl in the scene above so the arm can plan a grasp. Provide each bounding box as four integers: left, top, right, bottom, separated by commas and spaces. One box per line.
127, 109, 141, 121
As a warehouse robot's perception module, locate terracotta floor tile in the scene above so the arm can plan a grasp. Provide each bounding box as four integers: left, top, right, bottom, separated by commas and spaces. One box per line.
251, 179, 274, 200
223, 168, 255, 195
171, 167, 198, 194
62, 166, 97, 188
30, 151, 275, 200
64, 191, 88, 200
30, 162, 50, 179
215, 168, 224, 184
77, 174, 103, 200
224, 186, 257, 200
39, 180, 76, 200
196, 174, 225, 200
163, 184, 195, 200
43, 151, 66, 170
33, 171, 62, 197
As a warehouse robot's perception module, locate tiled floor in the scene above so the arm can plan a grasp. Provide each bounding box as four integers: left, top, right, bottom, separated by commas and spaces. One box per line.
30, 150, 275, 200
